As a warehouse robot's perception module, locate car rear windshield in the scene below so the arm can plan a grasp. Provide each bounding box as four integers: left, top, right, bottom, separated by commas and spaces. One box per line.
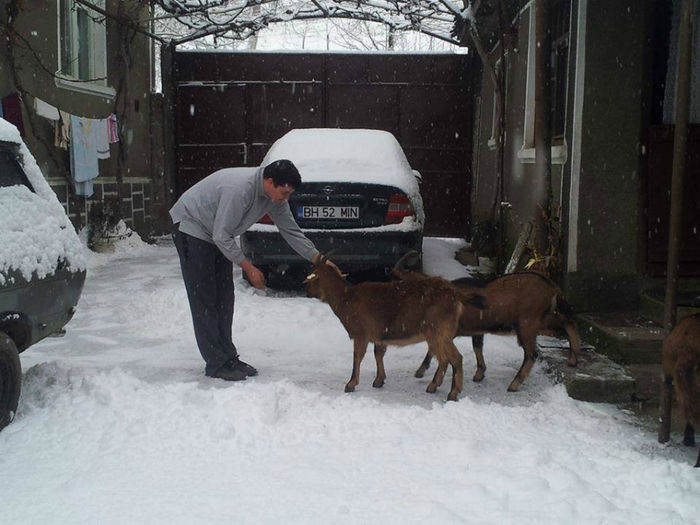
0, 141, 33, 190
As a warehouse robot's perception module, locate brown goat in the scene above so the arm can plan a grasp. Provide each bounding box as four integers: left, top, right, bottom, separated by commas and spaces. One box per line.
659, 314, 700, 467
392, 258, 580, 392
305, 258, 472, 401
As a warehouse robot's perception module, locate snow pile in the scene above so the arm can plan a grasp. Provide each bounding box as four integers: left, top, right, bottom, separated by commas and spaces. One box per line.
0, 118, 86, 284
84, 220, 161, 270
2, 237, 699, 523
263, 128, 425, 225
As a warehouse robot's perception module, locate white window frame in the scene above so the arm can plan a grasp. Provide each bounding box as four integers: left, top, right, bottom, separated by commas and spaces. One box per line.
517, 3, 568, 165
56, 0, 115, 98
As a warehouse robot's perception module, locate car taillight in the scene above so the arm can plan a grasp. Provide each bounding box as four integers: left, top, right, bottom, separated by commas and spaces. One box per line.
258, 214, 273, 224
384, 194, 414, 224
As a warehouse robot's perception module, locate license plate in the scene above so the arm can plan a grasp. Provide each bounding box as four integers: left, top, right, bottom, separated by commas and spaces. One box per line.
298, 206, 359, 219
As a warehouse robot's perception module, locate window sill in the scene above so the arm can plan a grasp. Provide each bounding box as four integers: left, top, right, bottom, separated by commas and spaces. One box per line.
55, 75, 116, 99
517, 143, 568, 165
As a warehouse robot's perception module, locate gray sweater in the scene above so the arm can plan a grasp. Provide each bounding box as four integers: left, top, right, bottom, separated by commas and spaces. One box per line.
170, 167, 318, 265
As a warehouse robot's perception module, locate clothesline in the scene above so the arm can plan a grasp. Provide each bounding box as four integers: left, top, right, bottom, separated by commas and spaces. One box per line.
0, 92, 120, 198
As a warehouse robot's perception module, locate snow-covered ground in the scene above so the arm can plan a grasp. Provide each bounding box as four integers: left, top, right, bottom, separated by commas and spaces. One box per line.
1, 236, 698, 524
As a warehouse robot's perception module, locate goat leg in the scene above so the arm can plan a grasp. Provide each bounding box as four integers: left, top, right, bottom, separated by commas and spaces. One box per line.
564, 322, 581, 367
345, 339, 368, 392
414, 351, 432, 378
446, 340, 464, 402
472, 334, 486, 382
507, 328, 538, 392
426, 351, 447, 394
683, 421, 695, 447
372, 343, 387, 388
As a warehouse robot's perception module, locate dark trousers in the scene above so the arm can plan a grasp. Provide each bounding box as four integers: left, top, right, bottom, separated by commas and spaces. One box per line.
173, 229, 237, 375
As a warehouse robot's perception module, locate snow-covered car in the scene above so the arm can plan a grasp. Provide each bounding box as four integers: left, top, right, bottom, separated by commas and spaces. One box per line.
0, 118, 86, 430
241, 128, 424, 285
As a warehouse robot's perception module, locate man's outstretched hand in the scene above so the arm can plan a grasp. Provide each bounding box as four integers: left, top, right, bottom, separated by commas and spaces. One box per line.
240, 259, 266, 289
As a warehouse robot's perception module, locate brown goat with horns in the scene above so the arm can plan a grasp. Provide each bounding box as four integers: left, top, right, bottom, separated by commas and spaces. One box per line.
392, 252, 580, 392
305, 255, 482, 401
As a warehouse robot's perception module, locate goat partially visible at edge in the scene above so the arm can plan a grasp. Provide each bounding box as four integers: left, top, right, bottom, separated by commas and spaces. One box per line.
392, 252, 580, 392
305, 255, 482, 401
660, 313, 700, 467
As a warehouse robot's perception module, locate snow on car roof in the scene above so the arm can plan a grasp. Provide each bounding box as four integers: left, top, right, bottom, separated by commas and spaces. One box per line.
262, 128, 419, 190
262, 128, 424, 223
0, 118, 86, 284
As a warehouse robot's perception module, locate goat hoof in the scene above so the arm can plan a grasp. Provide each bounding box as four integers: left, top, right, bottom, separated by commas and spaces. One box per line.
414, 369, 426, 378
447, 392, 459, 402
506, 382, 521, 392
425, 384, 437, 394
567, 357, 578, 367
683, 437, 696, 447
472, 372, 485, 382
372, 380, 384, 388
344, 384, 355, 393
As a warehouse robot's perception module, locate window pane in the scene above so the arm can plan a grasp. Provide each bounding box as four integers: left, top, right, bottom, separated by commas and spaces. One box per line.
0, 143, 33, 190
77, 8, 90, 80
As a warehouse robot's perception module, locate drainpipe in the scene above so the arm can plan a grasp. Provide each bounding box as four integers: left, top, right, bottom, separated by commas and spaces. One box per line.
658, 0, 692, 445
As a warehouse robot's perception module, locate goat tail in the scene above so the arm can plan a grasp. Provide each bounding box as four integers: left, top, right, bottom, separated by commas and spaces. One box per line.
553, 293, 575, 322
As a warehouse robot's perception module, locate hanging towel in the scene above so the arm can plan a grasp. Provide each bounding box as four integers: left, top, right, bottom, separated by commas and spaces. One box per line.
33, 97, 60, 120
95, 118, 110, 159
55, 110, 71, 149
1, 92, 25, 137
69, 115, 99, 196
107, 113, 119, 143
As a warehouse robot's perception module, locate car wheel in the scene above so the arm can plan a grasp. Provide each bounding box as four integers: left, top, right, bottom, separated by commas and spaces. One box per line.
0, 331, 21, 431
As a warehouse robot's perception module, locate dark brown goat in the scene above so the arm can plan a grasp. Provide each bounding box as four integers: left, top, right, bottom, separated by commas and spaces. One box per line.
659, 314, 700, 467
305, 258, 473, 401
393, 259, 580, 392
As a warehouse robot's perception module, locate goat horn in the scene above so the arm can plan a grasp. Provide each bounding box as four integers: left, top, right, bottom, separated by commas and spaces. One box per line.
304, 272, 317, 282
321, 249, 337, 263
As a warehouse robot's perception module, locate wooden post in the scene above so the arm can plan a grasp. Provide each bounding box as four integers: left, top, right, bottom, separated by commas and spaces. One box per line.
161, 42, 178, 210
663, 0, 692, 334
658, 0, 692, 444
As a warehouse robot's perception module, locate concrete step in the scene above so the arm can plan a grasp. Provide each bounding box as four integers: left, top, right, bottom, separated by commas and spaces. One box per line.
537, 336, 635, 403
576, 312, 665, 364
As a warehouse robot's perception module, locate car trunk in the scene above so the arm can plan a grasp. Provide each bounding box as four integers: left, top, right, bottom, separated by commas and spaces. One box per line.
286, 182, 409, 229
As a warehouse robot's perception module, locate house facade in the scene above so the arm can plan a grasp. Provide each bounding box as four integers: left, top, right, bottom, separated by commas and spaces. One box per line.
0, 0, 164, 242
471, 0, 699, 311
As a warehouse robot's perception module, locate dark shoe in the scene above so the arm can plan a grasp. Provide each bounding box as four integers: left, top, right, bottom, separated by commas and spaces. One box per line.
233, 359, 258, 377
206, 361, 247, 382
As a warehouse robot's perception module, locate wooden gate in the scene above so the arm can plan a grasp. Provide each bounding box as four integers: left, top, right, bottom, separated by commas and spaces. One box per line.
172, 51, 475, 237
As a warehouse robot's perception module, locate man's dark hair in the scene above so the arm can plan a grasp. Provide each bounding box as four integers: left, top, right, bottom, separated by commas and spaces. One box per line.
263, 159, 301, 189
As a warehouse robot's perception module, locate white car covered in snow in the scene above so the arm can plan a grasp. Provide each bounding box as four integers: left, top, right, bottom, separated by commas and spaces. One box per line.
0, 118, 86, 430
241, 128, 424, 285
